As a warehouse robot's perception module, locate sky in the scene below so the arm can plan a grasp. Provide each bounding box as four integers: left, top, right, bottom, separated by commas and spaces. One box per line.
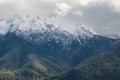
0, 0, 120, 36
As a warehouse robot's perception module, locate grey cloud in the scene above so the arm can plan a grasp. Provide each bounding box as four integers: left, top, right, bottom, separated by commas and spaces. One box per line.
79, 2, 120, 36
0, 0, 120, 36
64, 2, 120, 36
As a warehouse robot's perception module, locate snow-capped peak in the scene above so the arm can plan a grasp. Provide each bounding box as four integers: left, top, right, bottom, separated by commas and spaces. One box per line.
75, 24, 97, 37
0, 15, 97, 45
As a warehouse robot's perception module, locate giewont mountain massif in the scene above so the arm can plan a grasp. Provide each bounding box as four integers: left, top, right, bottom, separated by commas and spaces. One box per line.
0, 15, 120, 80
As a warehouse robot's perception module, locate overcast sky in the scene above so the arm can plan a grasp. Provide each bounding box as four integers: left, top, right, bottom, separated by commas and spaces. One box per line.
0, 0, 120, 36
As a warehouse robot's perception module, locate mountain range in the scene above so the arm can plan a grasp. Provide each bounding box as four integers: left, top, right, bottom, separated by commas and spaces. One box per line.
0, 15, 120, 80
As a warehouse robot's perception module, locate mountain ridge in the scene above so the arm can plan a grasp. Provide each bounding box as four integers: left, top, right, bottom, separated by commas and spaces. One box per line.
0, 15, 120, 80
0, 15, 97, 45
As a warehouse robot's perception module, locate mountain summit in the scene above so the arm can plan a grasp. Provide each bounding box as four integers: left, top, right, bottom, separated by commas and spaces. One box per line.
0, 15, 97, 44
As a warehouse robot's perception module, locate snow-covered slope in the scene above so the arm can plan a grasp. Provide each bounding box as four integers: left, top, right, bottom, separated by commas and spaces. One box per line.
0, 15, 97, 45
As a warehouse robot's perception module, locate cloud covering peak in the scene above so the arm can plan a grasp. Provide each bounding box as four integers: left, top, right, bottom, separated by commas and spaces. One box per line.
0, 0, 120, 36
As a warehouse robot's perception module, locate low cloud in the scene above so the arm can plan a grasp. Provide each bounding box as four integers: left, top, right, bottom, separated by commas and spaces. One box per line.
54, 2, 73, 16
0, 0, 120, 36
74, 0, 96, 6
73, 10, 83, 16
109, 0, 120, 12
